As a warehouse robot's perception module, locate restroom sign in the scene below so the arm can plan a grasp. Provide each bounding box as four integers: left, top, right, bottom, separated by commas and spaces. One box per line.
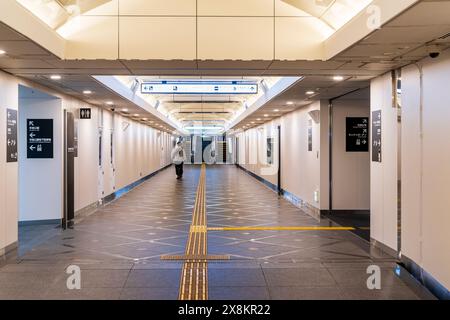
27, 119, 53, 159
346, 117, 369, 152
79, 108, 91, 119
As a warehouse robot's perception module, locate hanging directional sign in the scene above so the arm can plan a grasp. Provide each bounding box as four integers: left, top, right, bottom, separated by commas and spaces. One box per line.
6, 109, 18, 162
372, 110, 382, 162
141, 81, 258, 95
27, 119, 53, 159
79, 108, 91, 119
346, 117, 369, 152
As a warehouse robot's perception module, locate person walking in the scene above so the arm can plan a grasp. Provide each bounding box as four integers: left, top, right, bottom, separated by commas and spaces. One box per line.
171, 139, 186, 179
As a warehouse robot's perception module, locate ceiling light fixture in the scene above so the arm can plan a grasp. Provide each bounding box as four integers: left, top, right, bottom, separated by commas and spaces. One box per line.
121, 108, 128, 112
274, 109, 279, 112
286, 101, 294, 105
333, 76, 344, 81
83, 90, 92, 95
257, 118, 261, 121
185, 126, 222, 130
50, 75, 61, 80
306, 91, 315, 95
264, 114, 269, 117
0, 50, 6, 55
106, 101, 114, 105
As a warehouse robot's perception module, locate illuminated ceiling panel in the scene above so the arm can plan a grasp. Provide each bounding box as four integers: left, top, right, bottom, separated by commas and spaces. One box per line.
281, 0, 374, 30
16, 0, 374, 39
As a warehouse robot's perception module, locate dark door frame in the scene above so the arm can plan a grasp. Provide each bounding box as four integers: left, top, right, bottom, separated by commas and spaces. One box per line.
63, 110, 75, 229
277, 125, 282, 196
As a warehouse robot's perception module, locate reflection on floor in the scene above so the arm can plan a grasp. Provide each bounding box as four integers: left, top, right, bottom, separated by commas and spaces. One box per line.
18, 223, 61, 256
0, 165, 429, 300
321, 211, 370, 242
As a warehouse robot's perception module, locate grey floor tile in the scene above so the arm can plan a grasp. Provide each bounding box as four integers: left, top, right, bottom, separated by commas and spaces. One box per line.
125, 269, 181, 288
0, 287, 21, 299
208, 268, 267, 287
327, 268, 407, 288
50, 269, 130, 289
263, 268, 337, 287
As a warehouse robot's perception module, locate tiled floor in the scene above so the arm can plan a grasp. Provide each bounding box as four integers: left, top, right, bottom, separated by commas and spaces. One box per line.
0, 165, 429, 300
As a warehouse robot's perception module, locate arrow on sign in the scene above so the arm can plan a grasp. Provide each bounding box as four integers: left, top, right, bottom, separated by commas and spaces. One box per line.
29, 133, 36, 138
29, 145, 36, 151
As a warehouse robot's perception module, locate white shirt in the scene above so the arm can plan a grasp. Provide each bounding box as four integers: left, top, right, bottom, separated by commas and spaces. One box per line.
171, 145, 186, 165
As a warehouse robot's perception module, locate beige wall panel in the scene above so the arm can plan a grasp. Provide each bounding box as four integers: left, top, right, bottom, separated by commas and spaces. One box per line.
120, 17, 196, 60
198, 0, 273, 16
400, 64, 421, 264
63, 16, 119, 59
198, 17, 274, 60
370, 73, 398, 251
102, 110, 114, 197
275, 0, 309, 16
420, 51, 450, 289
83, 0, 119, 15
275, 17, 326, 60
281, 103, 320, 208
119, 0, 196, 16
0, 71, 19, 250
73, 107, 100, 211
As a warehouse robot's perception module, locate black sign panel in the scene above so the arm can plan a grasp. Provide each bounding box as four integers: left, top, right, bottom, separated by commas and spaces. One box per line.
372, 110, 382, 162
27, 119, 53, 159
6, 109, 18, 162
79, 108, 91, 119
346, 117, 369, 152
307, 119, 313, 152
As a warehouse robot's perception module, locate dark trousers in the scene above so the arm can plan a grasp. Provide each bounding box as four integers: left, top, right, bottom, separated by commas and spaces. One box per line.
175, 162, 184, 178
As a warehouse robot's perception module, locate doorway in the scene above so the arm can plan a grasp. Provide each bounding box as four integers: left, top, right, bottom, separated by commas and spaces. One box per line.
202, 137, 212, 163
17, 85, 74, 254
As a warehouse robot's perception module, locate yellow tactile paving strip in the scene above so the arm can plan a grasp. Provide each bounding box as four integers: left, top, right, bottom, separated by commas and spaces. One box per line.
208, 226, 356, 231
178, 163, 208, 300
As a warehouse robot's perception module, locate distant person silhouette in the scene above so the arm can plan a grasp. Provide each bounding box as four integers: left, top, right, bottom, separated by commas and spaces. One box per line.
171, 139, 186, 179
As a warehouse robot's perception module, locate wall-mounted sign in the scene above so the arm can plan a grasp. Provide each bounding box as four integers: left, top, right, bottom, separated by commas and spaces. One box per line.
141, 81, 258, 95
372, 110, 382, 162
27, 119, 53, 159
346, 117, 369, 152
79, 108, 91, 119
308, 119, 313, 152
267, 137, 274, 165
6, 109, 18, 162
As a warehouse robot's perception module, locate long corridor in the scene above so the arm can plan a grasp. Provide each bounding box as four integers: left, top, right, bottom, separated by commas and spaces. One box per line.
0, 165, 423, 300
